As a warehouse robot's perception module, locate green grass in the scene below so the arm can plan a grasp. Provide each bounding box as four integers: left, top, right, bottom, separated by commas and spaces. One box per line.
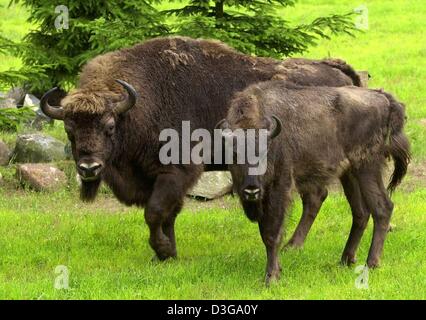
0, 0, 31, 71
0, 0, 425, 300
0, 189, 425, 299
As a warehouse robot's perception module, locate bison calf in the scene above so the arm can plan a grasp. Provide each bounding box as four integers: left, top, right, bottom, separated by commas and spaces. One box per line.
217, 81, 410, 285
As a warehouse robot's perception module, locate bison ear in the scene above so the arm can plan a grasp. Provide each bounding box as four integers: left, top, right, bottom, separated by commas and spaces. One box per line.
267, 115, 282, 139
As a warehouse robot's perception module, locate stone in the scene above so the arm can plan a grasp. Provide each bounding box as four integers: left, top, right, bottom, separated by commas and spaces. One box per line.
16, 163, 67, 191
27, 108, 54, 130
187, 171, 233, 200
6, 87, 26, 106
0, 97, 17, 109
23, 94, 40, 107
14, 133, 66, 163
0, 140, 11, 166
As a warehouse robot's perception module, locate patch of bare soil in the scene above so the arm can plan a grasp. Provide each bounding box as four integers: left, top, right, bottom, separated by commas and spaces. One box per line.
74, 196, 132, 214
401, 160, 426, 192
184, 195, 239, 213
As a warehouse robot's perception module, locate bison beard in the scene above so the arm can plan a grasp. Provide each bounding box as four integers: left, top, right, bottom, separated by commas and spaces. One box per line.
80, 179, 102, 202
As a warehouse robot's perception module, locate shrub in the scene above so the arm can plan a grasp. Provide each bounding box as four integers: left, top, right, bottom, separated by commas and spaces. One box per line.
0, 106, 35, 132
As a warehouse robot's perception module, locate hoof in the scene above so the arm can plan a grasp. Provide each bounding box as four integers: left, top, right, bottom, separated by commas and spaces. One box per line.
282, 240, 303, 251
264, 269, 281, 287
151, 253, 177, 263
367, 258, 380, 269
149, 238, 177, 261
341, 254, 357, 266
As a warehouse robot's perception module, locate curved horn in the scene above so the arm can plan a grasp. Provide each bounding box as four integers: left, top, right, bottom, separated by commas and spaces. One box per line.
215, 118, 230, 130
40, 87, 65, 120
215, 118, 235, 139
267, 115, 282, 139
114, 79, 137, 114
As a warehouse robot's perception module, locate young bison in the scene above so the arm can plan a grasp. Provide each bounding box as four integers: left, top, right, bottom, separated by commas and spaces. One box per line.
216, 81, 410, 284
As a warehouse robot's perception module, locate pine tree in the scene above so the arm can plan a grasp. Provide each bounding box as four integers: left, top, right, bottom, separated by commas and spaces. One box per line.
163, 0, 356, 58
1, 0, 356, 94
4, 0, 168, 95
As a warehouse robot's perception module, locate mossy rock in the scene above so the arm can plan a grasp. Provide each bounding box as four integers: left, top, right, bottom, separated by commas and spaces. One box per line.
13, 133, 66, 163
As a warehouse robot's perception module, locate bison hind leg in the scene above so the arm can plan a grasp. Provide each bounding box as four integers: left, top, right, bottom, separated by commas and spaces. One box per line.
353, 164, 393, 268
340, 171, 370, 266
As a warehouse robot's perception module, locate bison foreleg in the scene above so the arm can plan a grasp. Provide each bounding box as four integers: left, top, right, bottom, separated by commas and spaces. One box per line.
285, 186, 328, 249
145, 171, 190, 260
259, 187, 290, 286
161, 201, 183, 257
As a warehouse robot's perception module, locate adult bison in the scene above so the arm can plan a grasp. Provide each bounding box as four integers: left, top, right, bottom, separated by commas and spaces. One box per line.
216, 81, 410, 284
40, 36, 360, 263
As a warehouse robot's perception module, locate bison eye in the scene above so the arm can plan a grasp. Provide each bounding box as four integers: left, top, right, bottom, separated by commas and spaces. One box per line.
105, 121, 115, 136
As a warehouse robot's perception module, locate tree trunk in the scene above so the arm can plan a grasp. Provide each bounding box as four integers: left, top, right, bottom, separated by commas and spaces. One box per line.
215, 0, 224, 20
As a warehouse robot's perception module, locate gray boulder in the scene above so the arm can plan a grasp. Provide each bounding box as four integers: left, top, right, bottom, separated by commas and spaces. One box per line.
0, 87, 27, 109
16, 163, 67, 191
187, 171, 233, 200
21, 94, 54, 129
0, 97, 17, 109
23, 94, 40, 107
6, 87, 26, 106
0, 140, 11, 166
28, 108, 54, 130
14, 133, 66, 163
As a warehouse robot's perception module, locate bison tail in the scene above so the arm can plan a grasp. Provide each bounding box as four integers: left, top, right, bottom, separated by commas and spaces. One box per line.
322, 58, 362, 87
380, 91, 411, 193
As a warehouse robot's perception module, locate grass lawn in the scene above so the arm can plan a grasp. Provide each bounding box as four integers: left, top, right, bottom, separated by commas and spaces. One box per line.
0, 0, 30, 72
0, 0, 425, 299
0, 189, 425, 299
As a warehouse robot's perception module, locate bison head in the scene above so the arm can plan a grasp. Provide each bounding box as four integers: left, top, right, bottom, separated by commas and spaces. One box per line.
215, 115, 282, 203
40, 80, 137, 201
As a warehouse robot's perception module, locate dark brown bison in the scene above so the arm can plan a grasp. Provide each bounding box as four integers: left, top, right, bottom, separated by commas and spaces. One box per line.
40, 36, 361, 264
217, 81, 410, 284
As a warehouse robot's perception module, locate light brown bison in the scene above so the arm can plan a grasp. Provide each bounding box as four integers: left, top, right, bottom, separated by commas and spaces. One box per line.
40, 36, 361, 264
217, 81, 410, 284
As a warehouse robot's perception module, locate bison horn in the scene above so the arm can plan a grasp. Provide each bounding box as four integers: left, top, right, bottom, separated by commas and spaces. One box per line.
267, 115, 282, 139
40, 87, 65, 120
114, 79, 137, 114
215, 118, 230, 130
216, 119, 236, 138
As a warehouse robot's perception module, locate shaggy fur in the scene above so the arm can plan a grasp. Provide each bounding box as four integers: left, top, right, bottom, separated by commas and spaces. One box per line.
222, 81, 410, 284
58, 36, 361, 263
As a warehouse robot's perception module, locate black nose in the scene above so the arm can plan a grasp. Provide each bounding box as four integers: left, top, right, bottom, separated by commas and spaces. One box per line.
77, 162, 103, 180
243, 186, 261, 201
